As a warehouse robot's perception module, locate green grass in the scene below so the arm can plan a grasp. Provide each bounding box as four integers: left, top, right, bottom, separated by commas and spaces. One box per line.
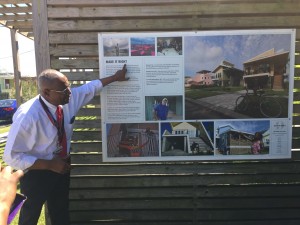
185, 86, 244, 99
185, 86, 288, 100
0, 125, 10, 134
0, 126, 46, 225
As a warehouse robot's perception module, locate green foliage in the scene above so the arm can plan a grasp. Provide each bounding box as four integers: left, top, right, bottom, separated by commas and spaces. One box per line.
9, 79, 38, 103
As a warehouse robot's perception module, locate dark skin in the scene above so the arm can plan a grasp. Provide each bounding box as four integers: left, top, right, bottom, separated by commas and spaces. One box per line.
29, 64, 128, 174
40, 64, 128, 106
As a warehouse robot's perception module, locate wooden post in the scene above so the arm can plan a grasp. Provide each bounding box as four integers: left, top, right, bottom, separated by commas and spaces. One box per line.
10, 28, 22, 107
32, 1, 52, 225
32, 0, 50, 76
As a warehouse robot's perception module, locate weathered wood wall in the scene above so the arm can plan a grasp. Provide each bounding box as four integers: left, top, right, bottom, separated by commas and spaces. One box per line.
32, 0, 300, 224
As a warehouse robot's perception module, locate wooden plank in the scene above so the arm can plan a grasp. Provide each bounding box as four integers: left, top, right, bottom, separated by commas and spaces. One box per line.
66, 221, 300, 225
69, 208, 300, 221
292, 115, 300, 125
71, 153, 102, 163
5, 20, 32, 28
0, 14, 32, 21
46, 0, 300, 6
69, 210, 194, 222
293, 104, 300, 113
48, 16, 300, 32
70, 173, 300, 186
32, 0, 50, 74
47, 3, 300, 18
292, 139, 300, 150
65, 71, 99, 80
69, 198, 195, 210
292, 127, 300, 137
0, 6, 32, 14
53, 31, 297, 45
69, 197, 300, 210
69, 161, 300, 176
73, 119, 101, 129
295, 55, 300, 65
72, 130, 101, 141
49, 44, 98, 57
63, 71, 99, 80
71, 150, 300, 161
51, 58, 99, 69
70, 222, 194, 225
0, 0, 31, 3
77, 108, 100, 117
71, 142, 101, 153
49, 32, 98, 44
295, 68, 300, 77
294, 80, 300, 89
293, 91, 300, 102
69, 179, 300, 196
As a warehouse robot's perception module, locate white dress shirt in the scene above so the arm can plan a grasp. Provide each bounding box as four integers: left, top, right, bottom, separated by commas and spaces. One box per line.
4, 80, 103, 171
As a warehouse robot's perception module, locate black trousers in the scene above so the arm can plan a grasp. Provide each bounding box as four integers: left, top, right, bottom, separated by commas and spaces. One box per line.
19, 170, 70, 225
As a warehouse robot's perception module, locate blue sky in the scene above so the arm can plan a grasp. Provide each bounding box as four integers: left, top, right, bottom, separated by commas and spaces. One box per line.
184, 33, 292, 77
131, 37, 155, 45
215, 120, 270, 134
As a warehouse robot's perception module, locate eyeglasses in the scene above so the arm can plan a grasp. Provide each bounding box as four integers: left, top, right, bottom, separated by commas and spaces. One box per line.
49, 84, 71, 94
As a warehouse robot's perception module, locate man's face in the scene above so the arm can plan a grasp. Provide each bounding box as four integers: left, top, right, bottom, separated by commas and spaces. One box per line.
47, 76, 72, 106
162, 100, 167, 105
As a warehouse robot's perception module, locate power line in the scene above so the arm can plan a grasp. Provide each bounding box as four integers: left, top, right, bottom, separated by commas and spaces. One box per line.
0, 49, 35, 60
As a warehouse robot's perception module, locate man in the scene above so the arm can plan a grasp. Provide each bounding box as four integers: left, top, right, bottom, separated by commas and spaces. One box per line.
3, 64, 127, 225
153, 98, 169, 120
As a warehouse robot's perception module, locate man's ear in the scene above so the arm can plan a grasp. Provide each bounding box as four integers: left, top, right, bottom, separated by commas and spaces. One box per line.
42, 88, 51, 97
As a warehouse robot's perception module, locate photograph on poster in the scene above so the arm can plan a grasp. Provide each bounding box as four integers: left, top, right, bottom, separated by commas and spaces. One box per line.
157, 36, 182, 56
160, 121, 214, 156
103, 37, 129, 57
106, 123, 159, 158
145, 95, 183, 121
130, 37, 155, 56
185, 34, 292, 120
215, 120, 270, 156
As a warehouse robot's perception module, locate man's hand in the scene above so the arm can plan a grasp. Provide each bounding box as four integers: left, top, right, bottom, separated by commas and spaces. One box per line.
114, 64, 129, 82
48, 157, 72, 174
100, 64, 129, 87
28, 157, 72, 175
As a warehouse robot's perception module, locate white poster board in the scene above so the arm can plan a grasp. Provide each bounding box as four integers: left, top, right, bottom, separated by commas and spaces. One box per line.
98, 29, 295, 162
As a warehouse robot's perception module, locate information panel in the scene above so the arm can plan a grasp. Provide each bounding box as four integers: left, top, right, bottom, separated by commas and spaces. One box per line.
98, 29, 295, 162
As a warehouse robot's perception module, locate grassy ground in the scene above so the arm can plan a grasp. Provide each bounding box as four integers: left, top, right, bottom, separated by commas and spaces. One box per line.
0, 126, 46, 225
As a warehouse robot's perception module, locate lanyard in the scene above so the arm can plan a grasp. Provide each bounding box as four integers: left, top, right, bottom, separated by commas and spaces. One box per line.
39, 96, 65, 145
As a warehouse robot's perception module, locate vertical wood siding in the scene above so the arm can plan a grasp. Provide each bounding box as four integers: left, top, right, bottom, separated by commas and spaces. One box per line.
33, 0, 300, 224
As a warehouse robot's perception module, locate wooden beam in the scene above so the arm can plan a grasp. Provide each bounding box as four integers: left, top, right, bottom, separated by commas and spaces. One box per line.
0, 14, 32, 21
32, 0, 50, 75
5, 20, 32, 29
0, 6, 32, 14
0, 0, 31, 3
10, 28, 22, 106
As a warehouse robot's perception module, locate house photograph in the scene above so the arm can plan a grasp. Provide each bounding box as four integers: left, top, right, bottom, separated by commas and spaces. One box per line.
161, 121, 214, 156
215, 120, 270, 155
184, 32, 292, 120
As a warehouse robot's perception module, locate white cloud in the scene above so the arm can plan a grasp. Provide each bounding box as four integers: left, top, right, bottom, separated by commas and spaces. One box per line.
185, 37, 223, 75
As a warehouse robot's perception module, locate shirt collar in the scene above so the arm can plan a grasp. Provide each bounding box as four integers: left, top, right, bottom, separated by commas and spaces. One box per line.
40, 95, 57, 114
